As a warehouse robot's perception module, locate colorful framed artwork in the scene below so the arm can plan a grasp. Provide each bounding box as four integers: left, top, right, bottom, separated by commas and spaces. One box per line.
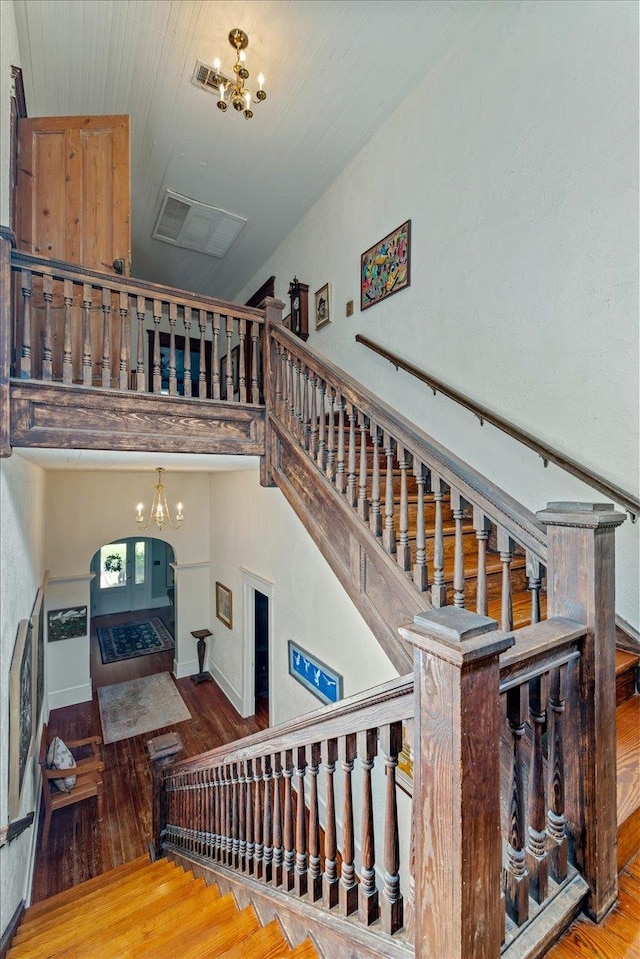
47, 606, 88, 642
9, 619, 34, 818
360, 219, 411, 311
315, 283, 331, 330
216, 581, 233, 629
287, 640, 343, 705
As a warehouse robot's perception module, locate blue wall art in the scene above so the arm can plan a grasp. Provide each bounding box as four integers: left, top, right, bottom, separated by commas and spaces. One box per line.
287, 640, 343, 706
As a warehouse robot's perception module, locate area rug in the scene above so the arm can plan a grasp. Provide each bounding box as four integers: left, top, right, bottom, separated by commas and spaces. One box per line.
97, 618, 174, 665
98, 672, 191, 745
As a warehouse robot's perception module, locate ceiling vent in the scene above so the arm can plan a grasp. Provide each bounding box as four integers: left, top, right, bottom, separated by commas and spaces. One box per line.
192, 60, 230, 95
153, 190, 247, 258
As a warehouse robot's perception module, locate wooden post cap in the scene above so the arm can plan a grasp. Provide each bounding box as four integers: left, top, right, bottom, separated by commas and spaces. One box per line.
190, 628, 212, 640
536, 502, 626, 529
400, 607, 514, 664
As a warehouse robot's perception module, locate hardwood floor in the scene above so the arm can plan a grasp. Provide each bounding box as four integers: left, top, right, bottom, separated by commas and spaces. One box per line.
31, 607, 268, 904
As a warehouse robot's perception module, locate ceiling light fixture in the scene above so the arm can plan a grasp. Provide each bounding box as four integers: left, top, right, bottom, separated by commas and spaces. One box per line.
136, 468, 184, 531
211, 29, 266, 120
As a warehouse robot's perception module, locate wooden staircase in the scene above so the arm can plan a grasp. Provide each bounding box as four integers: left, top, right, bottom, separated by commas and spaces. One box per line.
8, 856, 319, 959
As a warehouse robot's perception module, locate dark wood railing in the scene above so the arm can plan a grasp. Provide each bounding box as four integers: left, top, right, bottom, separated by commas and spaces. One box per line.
356, 333, 640, 523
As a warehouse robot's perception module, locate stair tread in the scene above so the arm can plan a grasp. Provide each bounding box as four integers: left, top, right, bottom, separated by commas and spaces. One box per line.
289, 941, 320, 959
617, 695, 640, 827
216, 919, 290, 959
135, 903, 259, 959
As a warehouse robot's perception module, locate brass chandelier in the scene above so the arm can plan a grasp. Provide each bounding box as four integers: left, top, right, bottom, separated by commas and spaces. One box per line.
212, 28, 266, 120
136, 468, 184, 531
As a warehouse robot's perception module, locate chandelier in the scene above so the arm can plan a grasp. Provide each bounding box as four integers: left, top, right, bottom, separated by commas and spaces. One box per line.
211, 28, 266, 119
136, 468, 184, 531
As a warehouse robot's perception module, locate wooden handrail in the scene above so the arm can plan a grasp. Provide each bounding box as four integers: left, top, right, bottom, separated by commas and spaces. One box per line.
356, 333, 639, 522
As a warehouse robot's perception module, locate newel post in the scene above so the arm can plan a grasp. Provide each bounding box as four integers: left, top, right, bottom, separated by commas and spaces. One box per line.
399, 608, 514, 959
260, 295, 285, 488
536, 501, 626, 921
147, 732, 183, 861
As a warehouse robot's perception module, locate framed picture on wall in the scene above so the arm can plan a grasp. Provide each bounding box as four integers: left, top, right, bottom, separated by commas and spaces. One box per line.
287, 640, 342, 705
361, 219, 411, 311
47, 606, 87, 643
9, 619, 34, 818
315, 283, 331, 330
215, 582, 233, 629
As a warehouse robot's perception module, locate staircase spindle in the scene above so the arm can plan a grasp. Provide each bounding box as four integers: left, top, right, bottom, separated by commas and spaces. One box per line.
82, 283, 92, 386
272, 752, 284, 886
505, 686, 530, 925
253, 757, 264, 879
198, 310, 207, 397
42, 274, 53, 380
152, 299, 161, 393
224, 764, 233, 865
413, 459, 428, 590
136, 295, 145, 391
20, 271, 32, 379
294, 746, 308, 897
339, 733, 358, 916
346, 405, 357, 507
322, 739, 339, 909
245, 759, 254, 874
431, 474, 447, 606
274, 342, 283, 410
119, 291, 129, 390
450, 489, 466, 607
250, 320, 260, 402
383, 432, 397, 554
335, 394, 346, 493
380, 722, 403, 934
211, 312, 220, 399
317, 380, 327, 470
214, 766, 223, 862
309, 374, 318, 460
527, 675, 549, 904
306, 743, 322, 901
182, 306, 192, 397
497, 528, 515, 631
527, 552, 543, 625
237, 761, 247, 870
238, 319, 247, 403
368, 424, 382, 535
358, 413, 370, 522
168, 302, 177, 394
396, 445, 410, 570
473, 508, 491, 615
231, 762, 240, 869
262, 756, 273, 883
281, 350, 290, 424
206, 767, 214, 858
302, 367, 310, 451
225, 316, 233, 400
325, 386, 336, 480
62, 279, 73, 384
547, 665, 568, 883
283, 749, 295, 891
101, 287, 112, 388
358, 728, 379, 925
291, 355, 299, 436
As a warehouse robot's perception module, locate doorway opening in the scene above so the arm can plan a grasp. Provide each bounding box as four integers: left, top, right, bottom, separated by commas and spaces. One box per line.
242, 570, 273, 724
254, 590, 269, 723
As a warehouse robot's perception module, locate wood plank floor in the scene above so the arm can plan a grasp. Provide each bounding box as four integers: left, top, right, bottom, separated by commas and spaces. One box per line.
31, 607, 268, 904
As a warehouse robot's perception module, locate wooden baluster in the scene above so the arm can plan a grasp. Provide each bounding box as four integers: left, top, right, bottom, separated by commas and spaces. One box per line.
136, 295, 145, 392
306, 743, 322, 901
380, 722, 403, 934
358, 728, 379, 925
198, 310, 207, 397
547, 665, 568, 883
317, 379, 327, 470
101, 287, 112, 388
205, 768, 213, 857
497, 528, 514, 631
220, 765, 229, 864
42, 274, 53, 380
413, 459, 428, 590
199, 771, 206, 857
231, 762, 240, 869
274, 341, 282, 410
335, 394, 346, 493
473, 508, 491, 616
397, 444, 411, 570
322, 739, 339, 908
82, 284, 92, 386
505, 686, 529, 925
450, 489, 466, 607
217, 766, 225, 863
238, 319, 247, 403
182, 307, 192, 397
326, 386, 336, 481
281, 350, 290, 423
527, 675, 549, 904
254, 757, 264, 879
152, 299, 162, 393
294, 746, 308, 897
292, 356, 301, 438
272, 753, 284, 886
357, 413, 370, 522
339, 733, 358, 916
245, 759, 254, 874
263, 756, 273, 882
301, 366, 310, 450
382, 433, 397, 554
430, 474, 447, 606
309, 374, 318, 460
250, 320, 259, 402
369, 425, 382, 536
62, 280, 73, 384
225, 316, 233, 400
283, 749, 295, 891
168, 302, 177, 395
212, 312, 220, 400
238, 761, 247, 870
346, 405, 357, 507
119, 291, 129, 390
20, 271, 32, 379
527, 552, 543, 625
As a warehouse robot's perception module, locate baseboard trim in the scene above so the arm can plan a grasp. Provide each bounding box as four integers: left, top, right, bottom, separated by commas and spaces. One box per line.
173, 657, 198, 680
0, 899, 25, 959
47, 681, 92, 711
207, 661, 243, 714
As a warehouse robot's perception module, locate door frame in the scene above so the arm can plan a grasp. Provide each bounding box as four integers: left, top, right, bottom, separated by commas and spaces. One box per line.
241, 569, 274, 723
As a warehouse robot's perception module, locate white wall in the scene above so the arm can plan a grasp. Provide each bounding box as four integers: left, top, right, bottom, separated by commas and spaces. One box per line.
207, 467, 397, 727
235, 0, 639, 627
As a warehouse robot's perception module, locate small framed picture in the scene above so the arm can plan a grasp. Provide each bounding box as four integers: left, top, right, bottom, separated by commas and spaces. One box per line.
215, 581, 233, 629
315, 283, 331, 330
288, 640, 342, 705
47, 606, 88, 642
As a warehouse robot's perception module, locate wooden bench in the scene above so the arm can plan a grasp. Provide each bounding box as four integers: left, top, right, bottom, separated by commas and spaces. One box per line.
39, 724, 104, 847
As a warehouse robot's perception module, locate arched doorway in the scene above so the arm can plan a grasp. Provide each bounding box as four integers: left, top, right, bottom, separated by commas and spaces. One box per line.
90, 537, 175, 618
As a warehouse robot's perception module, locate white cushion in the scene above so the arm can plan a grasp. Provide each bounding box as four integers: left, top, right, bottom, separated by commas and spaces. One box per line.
46, 736, 77, 793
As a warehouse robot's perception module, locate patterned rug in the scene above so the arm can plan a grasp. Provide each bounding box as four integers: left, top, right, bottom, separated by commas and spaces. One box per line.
98, 672, 191, 744
97, 618, 174, 665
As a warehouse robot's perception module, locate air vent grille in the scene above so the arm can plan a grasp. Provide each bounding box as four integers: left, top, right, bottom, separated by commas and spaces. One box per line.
192, 59, 230, 95
153, 191, 247, 259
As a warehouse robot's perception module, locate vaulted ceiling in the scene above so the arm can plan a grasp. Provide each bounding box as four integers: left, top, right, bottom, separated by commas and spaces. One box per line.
14, 0, 483, 301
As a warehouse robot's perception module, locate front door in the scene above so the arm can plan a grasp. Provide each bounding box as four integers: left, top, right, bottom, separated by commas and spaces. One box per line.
91, 539, 151, 617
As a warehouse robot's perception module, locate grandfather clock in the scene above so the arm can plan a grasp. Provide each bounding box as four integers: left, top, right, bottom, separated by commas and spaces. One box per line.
288, 277, 309, 341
